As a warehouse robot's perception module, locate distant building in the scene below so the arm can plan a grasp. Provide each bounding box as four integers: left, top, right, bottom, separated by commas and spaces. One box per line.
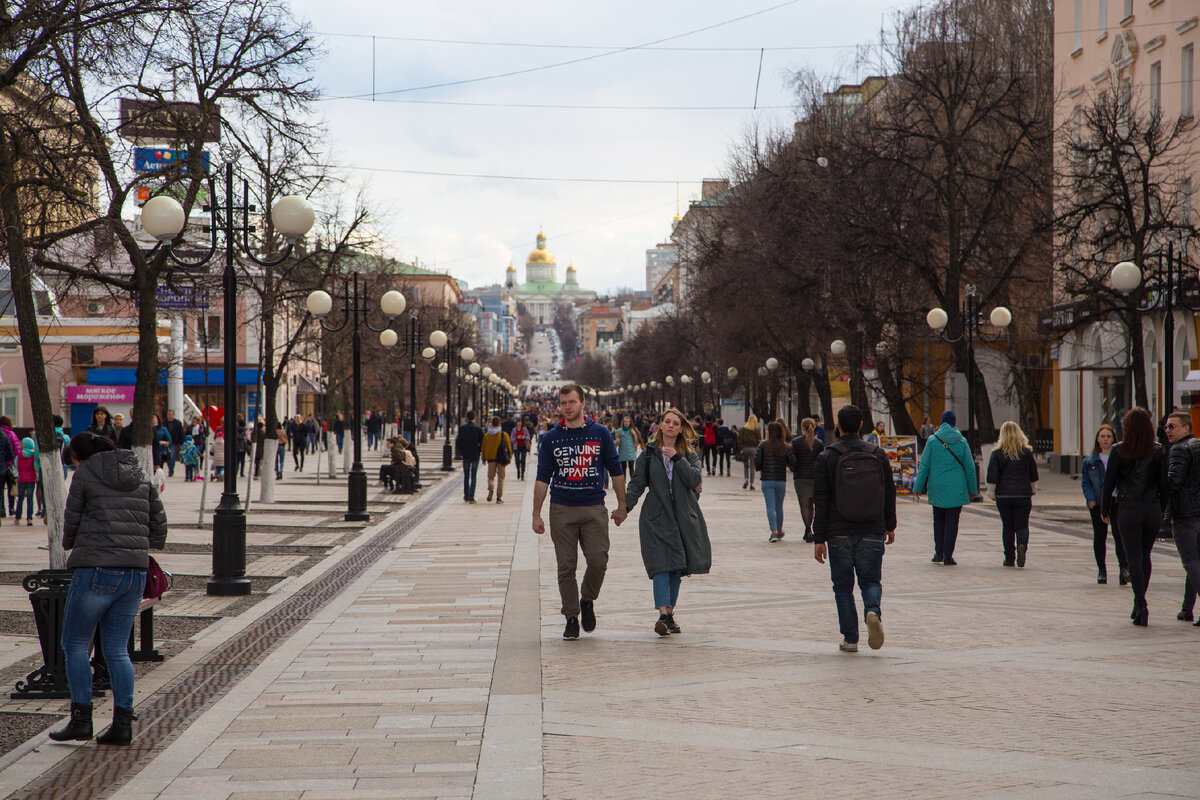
645, 224, 679, 293
576, 303, 624, 357
508, 230, 596, 325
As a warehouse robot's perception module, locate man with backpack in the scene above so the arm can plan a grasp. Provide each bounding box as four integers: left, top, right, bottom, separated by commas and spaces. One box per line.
716, 418, 734, 477
812, 404, 897, 653
701, 416, 718, 476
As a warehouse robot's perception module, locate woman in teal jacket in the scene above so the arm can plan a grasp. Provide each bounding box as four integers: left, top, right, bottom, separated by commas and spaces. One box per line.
913, 410, 977, 565
623, 408, 711, 637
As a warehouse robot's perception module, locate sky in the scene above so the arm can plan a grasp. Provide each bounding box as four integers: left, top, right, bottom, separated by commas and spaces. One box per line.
286, 0, 908, 295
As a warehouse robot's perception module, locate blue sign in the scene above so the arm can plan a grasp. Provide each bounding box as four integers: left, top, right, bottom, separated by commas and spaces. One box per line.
157, 285, 209, 310
134, 148, 210, 174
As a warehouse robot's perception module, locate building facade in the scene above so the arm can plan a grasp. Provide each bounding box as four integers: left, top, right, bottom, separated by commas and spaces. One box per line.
509, 231, 596, 325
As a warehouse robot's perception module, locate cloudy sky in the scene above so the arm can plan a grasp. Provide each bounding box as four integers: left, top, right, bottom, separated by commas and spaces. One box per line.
287, 0, 906, 294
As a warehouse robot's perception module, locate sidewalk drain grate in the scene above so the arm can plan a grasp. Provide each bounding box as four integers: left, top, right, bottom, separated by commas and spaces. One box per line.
8, 478, 458, 800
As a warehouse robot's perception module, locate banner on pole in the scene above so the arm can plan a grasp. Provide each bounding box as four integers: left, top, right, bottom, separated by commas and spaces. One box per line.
879, 435, 918, 495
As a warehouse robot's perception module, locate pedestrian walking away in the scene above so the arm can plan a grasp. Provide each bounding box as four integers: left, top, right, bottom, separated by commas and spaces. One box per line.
615, 415, 642, 480
49, 432, 167, 746
1101, 407, 1166, 627
532, 384, 626, 641
812, 404, 896, 653
756, 421, 790, 542
455, 411, 485, 503
481, 417, 513, 503
913, 410, 976, 566
788, 417, 824, 542
512, 418, 533, 480
1081, 423, 1128, 585
986, 422, 1039, 568
716, 418, 734, 476
1163, 409, 1200, 626
620, 408, 711, 637
738, 415, 761, 490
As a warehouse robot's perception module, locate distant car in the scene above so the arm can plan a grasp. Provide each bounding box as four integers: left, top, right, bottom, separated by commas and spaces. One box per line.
529, 368, 541, 376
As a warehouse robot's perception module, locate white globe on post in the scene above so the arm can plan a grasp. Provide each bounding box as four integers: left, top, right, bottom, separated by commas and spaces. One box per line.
766, 357, 779, 371
141, 196, 186, 241
421, 346, 436, 360
271, 195, 315, 243
306, 290, 333, 319
460, 346, 475, 361
817, 156, 830, 169
989, 306, 1013, 329
702, 372, 712, 384
727, 366, 738, 379
647, 381, 654, 389
925, 308, 949, 332
438, 362, 448, 374
482, 366, 493, 378
831, 340, 847, 357
429, 330, 448, 349
380, 290, 406, 318
1110, 261, 1142, 293
379, 329, 398, 348
469, 362, 481, 374
757, 366, 768, 377
680, 374, 691, 385
801, 357, 815, 371
666, 375, 674, 385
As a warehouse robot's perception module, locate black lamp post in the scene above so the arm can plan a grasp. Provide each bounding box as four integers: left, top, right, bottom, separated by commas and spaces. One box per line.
927, 284, 1013, 498
141, 164, 315, 597
429, 330, 455, 470
1110, 242, 1199, 414
380, 311, 423, 442
307, 275, 409, 522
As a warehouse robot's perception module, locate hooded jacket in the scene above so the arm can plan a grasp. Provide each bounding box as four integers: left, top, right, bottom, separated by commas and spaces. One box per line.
63, 449, 167, 570
625, 443, 711, 578
913, 423, 977, 508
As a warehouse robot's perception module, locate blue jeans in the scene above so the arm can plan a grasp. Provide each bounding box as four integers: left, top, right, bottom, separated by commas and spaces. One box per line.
61, 567, 146, 707
15, 482, 35, 520
336, 432, 344, 453
932, 506, 962, 558
827, 534, 885, 644
652, 571, 682, 609
462, 458, 479, 500
168, 442, 179, 476
275, 446, 285, 475
761, 480, 786, 530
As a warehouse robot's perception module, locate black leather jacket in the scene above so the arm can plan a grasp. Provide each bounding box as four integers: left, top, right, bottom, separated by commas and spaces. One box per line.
1100, 442, 1165, 518
1167, 435, 1200, 518
787, 436, 824, 481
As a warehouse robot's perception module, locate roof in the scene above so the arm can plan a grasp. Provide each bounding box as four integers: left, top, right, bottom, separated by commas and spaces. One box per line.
516, 281, 565, 294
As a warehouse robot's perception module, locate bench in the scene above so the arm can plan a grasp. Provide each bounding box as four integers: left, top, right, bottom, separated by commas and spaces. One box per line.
128, 596, 164, 662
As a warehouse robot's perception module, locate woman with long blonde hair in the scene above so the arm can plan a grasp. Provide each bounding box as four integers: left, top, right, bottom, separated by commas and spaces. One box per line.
623, 408, 711, 635
737, 414, 761, 489
986, 421, 1039, 568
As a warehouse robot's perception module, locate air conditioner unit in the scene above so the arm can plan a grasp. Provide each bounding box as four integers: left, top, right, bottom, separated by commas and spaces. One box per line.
86, 301, 106, 315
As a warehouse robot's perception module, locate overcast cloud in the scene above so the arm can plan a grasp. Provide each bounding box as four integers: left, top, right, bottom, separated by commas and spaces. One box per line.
287, 0, 906, 294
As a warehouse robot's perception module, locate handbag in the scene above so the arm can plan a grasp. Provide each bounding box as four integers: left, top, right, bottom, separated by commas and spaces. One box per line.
932, 432, 974, 496
144, 555, 171, 599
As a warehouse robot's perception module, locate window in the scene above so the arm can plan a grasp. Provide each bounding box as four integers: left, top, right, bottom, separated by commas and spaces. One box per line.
1098, 0, 1107, 35
1118, 77, 1132, 135
201, 315, 221, 350
1074, 0, 1083, 51
1122, 0, 1132, 19
1184, 44, 1195, 119
1150, 60, 1162, 116
0, 389, 18, 422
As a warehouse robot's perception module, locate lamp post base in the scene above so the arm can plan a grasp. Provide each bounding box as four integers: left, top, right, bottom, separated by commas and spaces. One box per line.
441, 439, 453, 471
346, 464, 371, 522
208, 503, 251, 596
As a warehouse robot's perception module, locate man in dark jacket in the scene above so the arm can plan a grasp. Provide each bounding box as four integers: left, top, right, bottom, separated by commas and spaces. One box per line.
165, 410, 185, 477
455, 410, 485, 503
812, 404, 896, 653
1164, 410, 1200, 625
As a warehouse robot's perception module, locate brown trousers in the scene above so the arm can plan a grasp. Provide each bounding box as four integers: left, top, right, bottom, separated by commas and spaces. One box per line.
487, 461, 506, 500
548, 503, 610, 618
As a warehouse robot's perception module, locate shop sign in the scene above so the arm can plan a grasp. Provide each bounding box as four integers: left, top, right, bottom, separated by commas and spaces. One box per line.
66, 385, 136, 403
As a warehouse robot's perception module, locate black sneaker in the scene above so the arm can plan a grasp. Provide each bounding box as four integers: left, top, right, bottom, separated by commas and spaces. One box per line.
931, 554, 944, 563
943, 556, 957, 566
666, 613, 681, 634
1016, 544, 1027, 568
563, 617, 580, 640
654, 614, 671, 637
580, 600, 596, 632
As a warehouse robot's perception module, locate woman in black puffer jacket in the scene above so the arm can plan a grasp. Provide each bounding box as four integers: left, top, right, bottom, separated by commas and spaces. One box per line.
788, 418, 825, 543
755, 421, 791, 543
50, 432, 167, 746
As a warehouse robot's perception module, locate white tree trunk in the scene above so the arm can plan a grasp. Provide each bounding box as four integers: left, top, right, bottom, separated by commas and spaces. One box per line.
343, 437, 351, 472
39, 453, 67, 569
259, 438, 278, 503
134, 444, 154, 481
244, 439, 256, 513
198, 440, 211, 526
327, 436, 336, 478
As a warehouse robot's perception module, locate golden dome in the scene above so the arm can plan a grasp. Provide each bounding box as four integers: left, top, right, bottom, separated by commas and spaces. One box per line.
506, 263, 516, 271
527, 231, 556, 265
566, 263, 576, 271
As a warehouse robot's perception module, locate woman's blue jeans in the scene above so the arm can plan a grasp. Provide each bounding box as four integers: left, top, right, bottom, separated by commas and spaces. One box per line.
652, 571, 681, 609
761, 480, 786, 530
61, 567, 146, 708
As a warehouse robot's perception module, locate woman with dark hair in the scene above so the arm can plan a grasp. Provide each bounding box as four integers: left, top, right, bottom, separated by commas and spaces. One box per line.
1081, 423, 1128, 585
788, 418, 824, 542
756, 421, 791, 543
86, 406, 116, 442
1101, 408, 1165, 626
49, 431, 167, 745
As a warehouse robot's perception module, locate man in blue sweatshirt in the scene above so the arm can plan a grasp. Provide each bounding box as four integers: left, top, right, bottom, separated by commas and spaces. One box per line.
533, 384, 626, 640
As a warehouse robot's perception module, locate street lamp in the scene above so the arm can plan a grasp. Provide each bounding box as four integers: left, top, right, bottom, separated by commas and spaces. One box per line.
1110, 244, 1200, 413
429, 329, 457, 470
378, 307, 425, 444
143, 165, 314, 596
307, 279, 406, 522
926, 284, 1012, 497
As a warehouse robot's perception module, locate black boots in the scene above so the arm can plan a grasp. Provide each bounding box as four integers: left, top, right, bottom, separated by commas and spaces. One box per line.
96, 706, 135, 745
48, 702, 93, 742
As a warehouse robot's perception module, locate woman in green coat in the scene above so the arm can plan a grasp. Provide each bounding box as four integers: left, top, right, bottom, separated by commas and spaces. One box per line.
623, 408, 712, 637
913, 410, 978, 565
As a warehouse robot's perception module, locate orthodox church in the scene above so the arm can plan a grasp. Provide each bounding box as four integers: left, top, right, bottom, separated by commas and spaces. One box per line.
504, 230, 596, 325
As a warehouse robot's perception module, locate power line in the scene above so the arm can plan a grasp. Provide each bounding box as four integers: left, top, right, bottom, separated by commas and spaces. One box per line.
321, 164, 694, 184
318, 96, 792, 111
315, 30, 886, 53
338, 0, 805, 99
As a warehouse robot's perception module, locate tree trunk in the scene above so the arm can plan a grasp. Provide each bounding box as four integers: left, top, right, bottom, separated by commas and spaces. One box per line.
132, 266, 161, 477
1126, 310, 1150, 410
813, 369, 835, 430
0, 134, 67, 567
876, 357, 917, 434
259, 438, 278, 502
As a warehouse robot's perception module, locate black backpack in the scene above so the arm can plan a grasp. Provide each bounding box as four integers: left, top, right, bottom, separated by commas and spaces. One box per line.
830, 441, 887, 523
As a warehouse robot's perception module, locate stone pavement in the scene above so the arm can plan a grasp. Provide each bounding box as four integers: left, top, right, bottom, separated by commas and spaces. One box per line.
2, 451, 1199, 799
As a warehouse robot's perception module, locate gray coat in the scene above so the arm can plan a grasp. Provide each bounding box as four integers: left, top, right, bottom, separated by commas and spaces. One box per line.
625, 444, 711, 579
63, 449, 168, 570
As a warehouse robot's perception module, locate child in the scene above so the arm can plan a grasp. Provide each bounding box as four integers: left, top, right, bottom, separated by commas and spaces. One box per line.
180, 434, 200, 481
16, 438, 38, 525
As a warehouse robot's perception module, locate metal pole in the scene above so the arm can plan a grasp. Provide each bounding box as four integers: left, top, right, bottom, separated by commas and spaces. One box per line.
1165, 242, 1176, 417
346, 273, 369, 521
209, 162, 250, 596
441, 348, 453, 470
966, 294, 981, 500
409, 318, 419, 441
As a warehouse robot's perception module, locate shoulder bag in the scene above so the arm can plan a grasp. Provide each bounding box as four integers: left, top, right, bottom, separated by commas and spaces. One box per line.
932, 432, 974, 496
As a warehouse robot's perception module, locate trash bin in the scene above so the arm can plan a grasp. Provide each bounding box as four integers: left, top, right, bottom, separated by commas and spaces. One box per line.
11, 569, 107, 700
